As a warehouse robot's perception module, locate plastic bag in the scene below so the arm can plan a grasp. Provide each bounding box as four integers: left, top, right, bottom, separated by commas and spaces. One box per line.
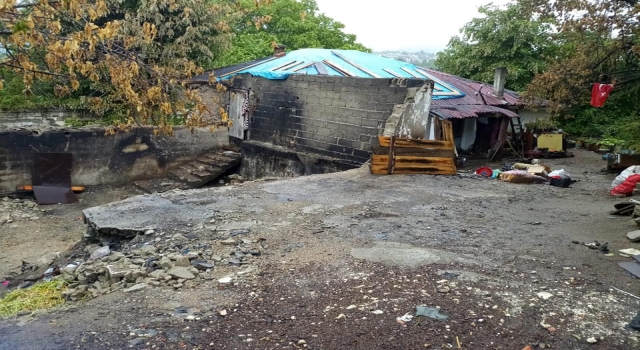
611, 166, 640, 188
611, 173, 640, 196
548, 169, 571, 180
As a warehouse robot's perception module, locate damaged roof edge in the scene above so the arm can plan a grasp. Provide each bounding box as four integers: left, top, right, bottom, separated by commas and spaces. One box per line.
431, 105, 520, 120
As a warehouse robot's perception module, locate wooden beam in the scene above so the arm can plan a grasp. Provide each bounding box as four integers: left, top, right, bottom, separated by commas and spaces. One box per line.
400, 67, 421, 78
322, 60, 355, 76
331, 51, 381, 78
214, 57, 278, 80
387, 135, 395, 174
383, 68, 402, 78
372, 155, 455, 166
378, 136, 453, 149
371, 145, 455, 158
271, 60, 297, 71
283, 61, 306, 71
292, 62, 316, 72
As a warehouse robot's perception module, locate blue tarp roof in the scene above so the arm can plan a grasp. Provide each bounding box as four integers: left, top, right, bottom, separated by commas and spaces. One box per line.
213, 49, 464, 100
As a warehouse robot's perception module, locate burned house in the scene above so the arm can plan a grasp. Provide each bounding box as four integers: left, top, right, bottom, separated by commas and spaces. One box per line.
188, 49, 525, 175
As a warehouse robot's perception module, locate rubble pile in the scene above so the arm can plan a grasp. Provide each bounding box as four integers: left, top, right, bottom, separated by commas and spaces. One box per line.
0, 197, 46, 225
61, 230, 265, 301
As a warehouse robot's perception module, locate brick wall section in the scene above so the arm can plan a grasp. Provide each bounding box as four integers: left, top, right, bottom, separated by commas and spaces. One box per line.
0, 127, 227, 191
232, 74, 427, 165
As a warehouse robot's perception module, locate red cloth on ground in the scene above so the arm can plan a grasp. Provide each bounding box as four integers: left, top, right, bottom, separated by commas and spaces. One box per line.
591, 83, 614, 107
610, 174, 640, 196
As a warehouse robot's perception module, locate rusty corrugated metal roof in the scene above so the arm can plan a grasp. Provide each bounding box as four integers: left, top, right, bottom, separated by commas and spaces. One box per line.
419, 68, 521, 119
431, 105, 519, 120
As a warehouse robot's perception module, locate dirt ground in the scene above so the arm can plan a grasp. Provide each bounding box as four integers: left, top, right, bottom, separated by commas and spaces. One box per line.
1, 149, 640, 350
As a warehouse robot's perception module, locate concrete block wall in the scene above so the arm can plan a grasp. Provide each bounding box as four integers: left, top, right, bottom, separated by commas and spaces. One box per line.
0, 109, 94, 129
232, 74, 427, 165
0, 127, 228, 191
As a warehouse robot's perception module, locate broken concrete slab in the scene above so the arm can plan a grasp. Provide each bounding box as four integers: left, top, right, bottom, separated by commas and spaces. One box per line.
167, 267, 195, 280
123, 283, 147, 293
350, 242, 482, 268
82, 194, 217, 238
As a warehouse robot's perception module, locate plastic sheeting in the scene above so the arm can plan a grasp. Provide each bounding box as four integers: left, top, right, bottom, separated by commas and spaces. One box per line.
220, 49, 464, 100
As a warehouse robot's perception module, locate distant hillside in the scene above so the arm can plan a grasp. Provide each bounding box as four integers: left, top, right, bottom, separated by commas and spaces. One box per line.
374, 51, 438, 69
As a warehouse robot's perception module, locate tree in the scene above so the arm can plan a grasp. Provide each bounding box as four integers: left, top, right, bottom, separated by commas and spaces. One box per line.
212, 0, 369, 67
523, 0, 640, 116
0, 0, 235, 133
435, 2, 556, 91
520, 0, 640, 147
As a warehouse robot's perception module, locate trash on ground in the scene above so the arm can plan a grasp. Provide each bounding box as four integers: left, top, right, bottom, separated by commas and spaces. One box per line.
629, 312, 640, 331
396, 313, 413, 323
620, 248, 640, 256
584, 241, 601, 249
610, 202, 636, 216
415, 306, 448, 320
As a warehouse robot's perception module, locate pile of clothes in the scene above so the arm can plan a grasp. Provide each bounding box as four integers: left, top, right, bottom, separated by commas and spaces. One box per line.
475, 162, 576, 187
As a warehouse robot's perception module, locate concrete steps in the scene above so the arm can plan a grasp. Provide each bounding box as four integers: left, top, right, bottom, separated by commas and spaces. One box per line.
134, 148, 241, 193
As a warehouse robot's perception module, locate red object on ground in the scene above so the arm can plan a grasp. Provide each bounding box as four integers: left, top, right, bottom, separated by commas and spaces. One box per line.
611, 174, 640, 196
591, 83, 614, 107
476, 167, 493, 177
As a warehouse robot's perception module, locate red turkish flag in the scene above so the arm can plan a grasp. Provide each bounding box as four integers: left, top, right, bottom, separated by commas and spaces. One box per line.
591, 83, 614, 107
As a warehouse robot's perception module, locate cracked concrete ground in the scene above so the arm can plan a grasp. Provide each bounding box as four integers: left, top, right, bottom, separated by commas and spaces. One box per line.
1, 149, 640, 349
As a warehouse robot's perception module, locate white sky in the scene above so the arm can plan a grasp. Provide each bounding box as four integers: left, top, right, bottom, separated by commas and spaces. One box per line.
315, 0, 512, 52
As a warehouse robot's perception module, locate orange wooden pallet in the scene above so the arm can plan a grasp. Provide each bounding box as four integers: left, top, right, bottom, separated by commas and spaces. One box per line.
370, 120, 457, 175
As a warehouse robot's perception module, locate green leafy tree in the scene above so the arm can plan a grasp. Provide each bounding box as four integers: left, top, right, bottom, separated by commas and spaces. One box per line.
435, 2, 556, 91
212, 0, 369, 67
521, 0, 640, 147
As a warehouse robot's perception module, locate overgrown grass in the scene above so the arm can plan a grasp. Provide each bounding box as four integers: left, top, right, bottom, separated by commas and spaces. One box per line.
0, 279, 67, 318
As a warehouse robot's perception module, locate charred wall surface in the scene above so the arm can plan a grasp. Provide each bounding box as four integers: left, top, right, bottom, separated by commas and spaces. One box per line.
0, 127, 227, 191
231, 74, 427, 165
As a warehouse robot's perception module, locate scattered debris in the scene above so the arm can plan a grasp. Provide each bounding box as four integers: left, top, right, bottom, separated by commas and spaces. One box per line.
218, 276, 234, 284
89, 246, 110, 260
584, 241, 601, 250
371, 310, 384, 315
537, 292, 554, 300
0, 197, 46, 226
396, 313, 413, 323
415, 306, 448, 320
630, 312, 640, 331
122, 283, 148, 293
620, 248, 640, 256
627, 231, 640, 242
609, 286, 640, 301
586, 337, 598, 344
437, 285, 451, 293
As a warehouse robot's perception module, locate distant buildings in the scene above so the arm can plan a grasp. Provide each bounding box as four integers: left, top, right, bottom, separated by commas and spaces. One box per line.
374, 51, 437, 69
